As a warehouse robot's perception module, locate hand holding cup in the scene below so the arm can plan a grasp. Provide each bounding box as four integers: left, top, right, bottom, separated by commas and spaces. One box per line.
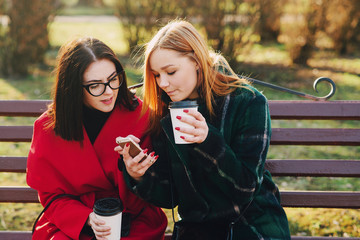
169, 101, 208, 144
90, 198, 123, 240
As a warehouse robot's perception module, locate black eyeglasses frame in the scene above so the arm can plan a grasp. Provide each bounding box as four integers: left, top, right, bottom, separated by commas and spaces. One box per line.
82, 71, 124, 97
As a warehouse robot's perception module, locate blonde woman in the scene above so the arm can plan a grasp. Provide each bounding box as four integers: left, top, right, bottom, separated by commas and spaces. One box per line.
117, 20, 290, 240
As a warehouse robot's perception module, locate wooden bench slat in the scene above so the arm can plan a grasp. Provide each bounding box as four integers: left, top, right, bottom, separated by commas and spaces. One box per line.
266, 159, 360, 177
0, 187, 38, 203
281, 191, 360, 208
1, 100, 359, 119
1, 187, 359, 209
0, 126, 33, 142
0, 157, 27, 172
271, 128, 360, 146
0, 231, 32, 240
2, 157, 359, 177
269, 101, 360, 120
2, 127, 360, 145
0, 100, 50, 117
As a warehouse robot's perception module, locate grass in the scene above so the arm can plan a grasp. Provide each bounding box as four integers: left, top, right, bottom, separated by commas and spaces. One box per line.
286, 208, 360, 237
0, 14, 360, 236
49, 21, 129, 55
58, 6, 115, 16
235, 43, 360, 101
58, 0, 117, 15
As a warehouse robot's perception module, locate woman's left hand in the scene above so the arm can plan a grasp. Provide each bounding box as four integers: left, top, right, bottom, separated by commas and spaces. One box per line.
175, 109, 208, 144
114, 135, 158, 182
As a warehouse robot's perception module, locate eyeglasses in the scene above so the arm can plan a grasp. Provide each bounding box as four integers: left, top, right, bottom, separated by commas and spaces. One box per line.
82, 71, 124, 97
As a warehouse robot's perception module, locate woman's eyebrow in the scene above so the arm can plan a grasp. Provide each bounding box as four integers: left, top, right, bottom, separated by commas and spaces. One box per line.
107, 71, 117, 79
85, 71, 117, 83
84, 79, 102, 84
160, 64, 174, 70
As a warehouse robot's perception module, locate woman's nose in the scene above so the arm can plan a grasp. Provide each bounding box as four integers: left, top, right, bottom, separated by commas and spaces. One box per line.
157, 76, 169, 88
104, 84, 113, 95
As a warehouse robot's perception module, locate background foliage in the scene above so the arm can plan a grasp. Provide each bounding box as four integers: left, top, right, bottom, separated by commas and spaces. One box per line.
1, 0, 359, 76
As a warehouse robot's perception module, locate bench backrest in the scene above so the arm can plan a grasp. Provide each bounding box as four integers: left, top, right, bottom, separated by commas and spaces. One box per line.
0, 99, 360, 240
1, 100, 360, 206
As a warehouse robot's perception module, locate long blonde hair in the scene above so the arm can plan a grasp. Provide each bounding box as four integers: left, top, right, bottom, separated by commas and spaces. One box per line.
142, 20, 248, 134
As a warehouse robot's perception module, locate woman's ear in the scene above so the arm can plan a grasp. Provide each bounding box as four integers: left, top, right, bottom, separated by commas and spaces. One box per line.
195, 63, 200, 71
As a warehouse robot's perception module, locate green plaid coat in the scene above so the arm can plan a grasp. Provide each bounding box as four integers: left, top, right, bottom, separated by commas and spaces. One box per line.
123, 86, 290, 239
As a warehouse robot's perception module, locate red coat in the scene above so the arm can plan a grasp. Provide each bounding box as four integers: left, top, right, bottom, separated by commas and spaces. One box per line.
27, 101, 167, 240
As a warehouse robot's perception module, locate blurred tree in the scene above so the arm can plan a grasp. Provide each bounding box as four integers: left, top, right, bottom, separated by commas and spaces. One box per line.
324, 0, 360, 55
191, 0, 259, 65
292, 0, 320, 65
0, 0, 10, 76
282, 0, 325, 65
281, 0, 360, 64
116, 0, 260, 64
115, 0, 181, 54
4, 0, 61, 77
255, 0, 286, 42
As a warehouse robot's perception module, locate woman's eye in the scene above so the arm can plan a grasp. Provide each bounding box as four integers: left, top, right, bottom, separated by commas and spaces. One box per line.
109, 77, 118, 82
168, 71, 176, 75
153, 74, 160, 78
89, 84, 100, 90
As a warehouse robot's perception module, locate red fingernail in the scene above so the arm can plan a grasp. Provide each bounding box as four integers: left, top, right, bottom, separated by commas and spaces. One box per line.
125, 143, 130, 147
175, 127, 180, 131
183, 109, 189, 113
154, 155, 159, 160
150, 151, 155, 157
180, 136, 185, 139
143, 148, 148, 153
176, 116, 181, 120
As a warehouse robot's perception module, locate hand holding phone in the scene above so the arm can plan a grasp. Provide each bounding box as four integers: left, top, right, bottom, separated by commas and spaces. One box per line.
115, 136, 158, 181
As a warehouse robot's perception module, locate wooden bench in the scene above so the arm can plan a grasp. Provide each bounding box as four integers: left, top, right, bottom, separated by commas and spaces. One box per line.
0, 99, 359, 240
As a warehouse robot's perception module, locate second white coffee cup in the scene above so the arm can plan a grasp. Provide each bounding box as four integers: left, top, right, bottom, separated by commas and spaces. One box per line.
93, 198, 123, 240
169, 100, 198, 144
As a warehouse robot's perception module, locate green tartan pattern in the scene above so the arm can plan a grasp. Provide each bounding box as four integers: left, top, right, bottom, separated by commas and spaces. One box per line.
124, 86, 290, 239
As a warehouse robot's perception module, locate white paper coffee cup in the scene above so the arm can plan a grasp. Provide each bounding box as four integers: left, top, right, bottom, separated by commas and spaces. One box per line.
93, 198, 123, 240
169, 100, 198, 144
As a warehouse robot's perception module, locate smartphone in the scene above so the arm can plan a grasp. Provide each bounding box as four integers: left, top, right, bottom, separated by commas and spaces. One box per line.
116, 136, 146, 160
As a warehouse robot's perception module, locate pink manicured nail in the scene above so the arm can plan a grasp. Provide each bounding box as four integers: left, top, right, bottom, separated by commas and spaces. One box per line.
176, 116, 181, 120
175, 127, 180, 131
143, 148, 148, 153
150, 151, 155, 157
154, 155, 159, 160
183, 109, 189, 113
180, 136, 185, 139
125, 143, 130, 147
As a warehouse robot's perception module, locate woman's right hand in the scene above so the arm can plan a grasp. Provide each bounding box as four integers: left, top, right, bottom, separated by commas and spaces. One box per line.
87, 212, 111, 240
114, 135, 158, 182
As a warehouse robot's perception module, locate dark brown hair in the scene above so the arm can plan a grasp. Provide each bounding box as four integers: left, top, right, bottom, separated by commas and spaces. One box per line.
48, 37, 136, 141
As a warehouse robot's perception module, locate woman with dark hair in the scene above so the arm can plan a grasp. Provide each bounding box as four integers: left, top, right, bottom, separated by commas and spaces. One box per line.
26, 37, 167, 240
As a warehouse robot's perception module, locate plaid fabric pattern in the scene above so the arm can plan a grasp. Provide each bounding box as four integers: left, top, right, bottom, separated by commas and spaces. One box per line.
124, 86, 290, 239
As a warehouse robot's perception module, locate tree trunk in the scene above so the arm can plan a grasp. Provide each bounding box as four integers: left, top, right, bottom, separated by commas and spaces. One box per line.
6, 0, 58, 76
